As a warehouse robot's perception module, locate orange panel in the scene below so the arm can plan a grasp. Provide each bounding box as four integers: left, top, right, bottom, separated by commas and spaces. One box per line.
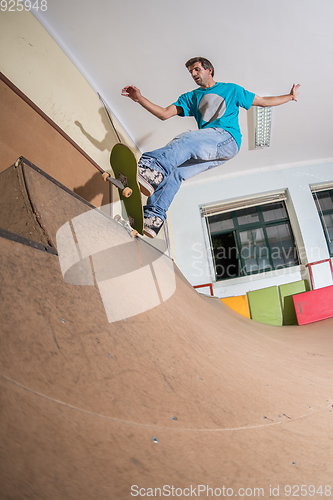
221, 295, 251, 318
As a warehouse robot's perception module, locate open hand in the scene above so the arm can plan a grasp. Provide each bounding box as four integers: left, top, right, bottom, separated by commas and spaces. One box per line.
121, 85, 142, 102
290, 83, 301, 101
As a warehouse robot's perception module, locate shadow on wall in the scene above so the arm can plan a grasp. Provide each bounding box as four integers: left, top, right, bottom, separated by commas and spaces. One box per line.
73, 105, 154, 205
74, 107, 123, 152
74, 172, 110, 206
75, 106, 153, 153
74, 107, 120, 205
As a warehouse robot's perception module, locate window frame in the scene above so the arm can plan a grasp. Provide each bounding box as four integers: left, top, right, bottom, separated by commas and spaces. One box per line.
312, 188, 333, 257
205, 200, 300, 282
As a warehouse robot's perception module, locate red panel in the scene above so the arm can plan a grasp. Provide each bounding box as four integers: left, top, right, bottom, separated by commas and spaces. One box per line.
293, 285, 333, 325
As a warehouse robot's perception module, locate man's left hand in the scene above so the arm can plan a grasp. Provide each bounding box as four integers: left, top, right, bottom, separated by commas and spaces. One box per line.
290, 83, 301, 101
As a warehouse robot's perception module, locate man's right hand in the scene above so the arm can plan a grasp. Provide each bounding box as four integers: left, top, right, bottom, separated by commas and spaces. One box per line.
121, 85, 142, 102
121, 85, 180, 121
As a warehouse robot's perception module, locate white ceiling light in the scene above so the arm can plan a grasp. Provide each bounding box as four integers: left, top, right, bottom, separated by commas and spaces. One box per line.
255, 106, 272, 148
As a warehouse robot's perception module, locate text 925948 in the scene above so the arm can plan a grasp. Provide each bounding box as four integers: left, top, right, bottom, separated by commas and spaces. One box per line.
1, 0, 47, 11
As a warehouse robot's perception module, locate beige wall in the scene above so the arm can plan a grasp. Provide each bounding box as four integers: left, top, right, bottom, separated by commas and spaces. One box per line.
0, 10, 174, 255
0, 10, 139, 174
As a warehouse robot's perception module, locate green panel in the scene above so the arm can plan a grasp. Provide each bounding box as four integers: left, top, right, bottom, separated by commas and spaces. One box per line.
247, 286, 283, 326
279, 280, 309, 325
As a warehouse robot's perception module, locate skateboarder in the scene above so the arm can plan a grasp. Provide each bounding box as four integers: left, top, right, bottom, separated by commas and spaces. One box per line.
122, 57, 300, 238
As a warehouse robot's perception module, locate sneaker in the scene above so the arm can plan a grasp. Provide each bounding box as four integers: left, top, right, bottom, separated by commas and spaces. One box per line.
143, 215, 164, 238
138, 162, 164, 197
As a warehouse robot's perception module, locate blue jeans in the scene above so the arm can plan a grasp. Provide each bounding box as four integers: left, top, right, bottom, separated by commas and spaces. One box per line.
139, 128, 239, 221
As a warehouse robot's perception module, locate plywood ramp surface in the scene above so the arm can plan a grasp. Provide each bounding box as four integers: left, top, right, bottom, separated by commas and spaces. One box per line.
0, 76, 109, 207
0, 162, 332, 500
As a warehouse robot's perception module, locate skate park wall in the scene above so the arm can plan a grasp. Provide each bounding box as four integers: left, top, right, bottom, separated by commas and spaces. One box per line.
169, 160, 333, 297
0, 10, 138, 210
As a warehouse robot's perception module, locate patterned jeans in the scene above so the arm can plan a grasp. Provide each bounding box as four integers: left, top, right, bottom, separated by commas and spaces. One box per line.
139, 128, 239, 221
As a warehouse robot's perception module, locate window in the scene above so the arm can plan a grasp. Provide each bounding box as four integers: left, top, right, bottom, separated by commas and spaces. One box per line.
206, 201, 299, 281
313, 189, 333, 256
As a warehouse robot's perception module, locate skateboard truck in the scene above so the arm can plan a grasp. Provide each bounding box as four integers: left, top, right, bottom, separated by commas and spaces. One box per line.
114, 214, 138, 238
102, 172, 133, 198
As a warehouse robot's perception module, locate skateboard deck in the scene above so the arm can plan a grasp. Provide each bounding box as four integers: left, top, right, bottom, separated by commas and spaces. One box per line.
103, 143, 144, 235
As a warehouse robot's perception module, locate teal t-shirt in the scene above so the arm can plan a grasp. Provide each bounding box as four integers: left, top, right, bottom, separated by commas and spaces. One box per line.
173, 82, 255, 148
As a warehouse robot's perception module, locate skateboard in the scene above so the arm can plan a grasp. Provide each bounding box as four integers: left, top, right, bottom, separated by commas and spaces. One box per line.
102, 143, 144, 237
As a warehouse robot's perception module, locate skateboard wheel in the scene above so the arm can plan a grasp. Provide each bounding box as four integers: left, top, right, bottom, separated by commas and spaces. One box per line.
102, 172, 109, 182
122, 187, 132, 198
114, 214, 121, 222
132, 230, 139, 238
15, 156, 23, 167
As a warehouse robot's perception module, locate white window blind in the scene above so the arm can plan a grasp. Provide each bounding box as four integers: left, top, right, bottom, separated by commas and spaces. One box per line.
200, 193, 287, 218
311, 183, 333, 193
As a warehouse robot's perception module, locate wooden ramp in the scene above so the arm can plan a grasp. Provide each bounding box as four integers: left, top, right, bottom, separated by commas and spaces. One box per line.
1, 159, 333, 500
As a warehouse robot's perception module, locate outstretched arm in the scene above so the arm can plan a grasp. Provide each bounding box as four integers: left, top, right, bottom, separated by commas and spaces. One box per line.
121, 85, 181, 120
252, 84, 300, 107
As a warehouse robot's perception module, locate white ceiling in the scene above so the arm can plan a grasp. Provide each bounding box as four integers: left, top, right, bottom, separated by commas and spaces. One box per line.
34, 0, 333, 181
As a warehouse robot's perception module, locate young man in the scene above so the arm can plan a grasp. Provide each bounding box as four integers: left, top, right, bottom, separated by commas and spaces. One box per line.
122, 57, 300, 238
